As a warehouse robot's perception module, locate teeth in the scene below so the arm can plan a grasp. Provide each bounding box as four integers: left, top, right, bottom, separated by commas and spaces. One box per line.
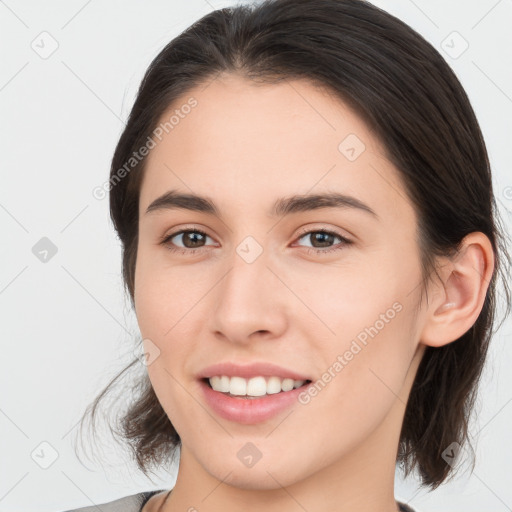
208, 375, 306, 396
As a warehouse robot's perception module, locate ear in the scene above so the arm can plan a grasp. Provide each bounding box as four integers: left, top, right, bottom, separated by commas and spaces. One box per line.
419, 232, 495, 348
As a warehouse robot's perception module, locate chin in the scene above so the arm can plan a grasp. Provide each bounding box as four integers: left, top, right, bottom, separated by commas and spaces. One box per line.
219, 470, 299, 491
200, 451, 310, 491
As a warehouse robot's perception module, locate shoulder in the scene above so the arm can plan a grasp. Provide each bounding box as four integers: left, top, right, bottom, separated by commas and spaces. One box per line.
61, 491, 414, 512
60, 490, 165, 512
397, 500, 419, 512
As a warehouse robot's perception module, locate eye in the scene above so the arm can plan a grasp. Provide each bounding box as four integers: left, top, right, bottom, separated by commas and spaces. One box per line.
293, 228, 352, 255
160, 228, 216, 255
159, 226, 352, 256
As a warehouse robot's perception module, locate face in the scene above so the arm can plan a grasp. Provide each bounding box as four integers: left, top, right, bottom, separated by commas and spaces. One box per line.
134, 74, 428, 490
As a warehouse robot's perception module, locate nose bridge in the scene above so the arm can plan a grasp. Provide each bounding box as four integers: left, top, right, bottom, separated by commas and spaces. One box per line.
211, 238, 286, 342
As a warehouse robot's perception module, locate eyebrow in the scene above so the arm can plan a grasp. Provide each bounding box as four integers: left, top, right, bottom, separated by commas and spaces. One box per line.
145, 189, 378, 219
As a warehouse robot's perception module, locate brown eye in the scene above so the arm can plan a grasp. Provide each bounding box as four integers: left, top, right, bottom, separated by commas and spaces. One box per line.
295, 229, 352, 254
174, 231, 207, 248
160, 229, 214, 253
302, 231, 337, 248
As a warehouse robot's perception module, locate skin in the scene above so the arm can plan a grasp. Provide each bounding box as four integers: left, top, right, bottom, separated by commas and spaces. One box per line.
135, 74, 494, 512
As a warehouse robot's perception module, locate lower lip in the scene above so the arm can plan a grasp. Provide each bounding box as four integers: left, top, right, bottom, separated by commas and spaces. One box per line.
198, 379, 311, 425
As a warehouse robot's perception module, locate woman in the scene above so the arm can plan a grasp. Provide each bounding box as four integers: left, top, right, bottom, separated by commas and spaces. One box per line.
66, 0, 511, 511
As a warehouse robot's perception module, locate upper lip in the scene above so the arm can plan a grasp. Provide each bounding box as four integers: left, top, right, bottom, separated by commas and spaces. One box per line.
198, 361, 311, 381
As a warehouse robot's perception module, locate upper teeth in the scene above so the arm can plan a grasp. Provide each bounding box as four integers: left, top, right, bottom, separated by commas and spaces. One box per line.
208, 375, 306, 396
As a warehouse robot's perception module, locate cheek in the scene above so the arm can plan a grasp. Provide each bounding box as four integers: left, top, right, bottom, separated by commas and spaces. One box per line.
134, 246, 204, 337
294, 306, 415, 453
292, 254, 407, 339
134, 250, 205, 402
295, 251, 419, 415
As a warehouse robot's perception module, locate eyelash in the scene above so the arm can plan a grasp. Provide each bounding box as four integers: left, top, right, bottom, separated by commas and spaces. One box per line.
159, 226, 352, 256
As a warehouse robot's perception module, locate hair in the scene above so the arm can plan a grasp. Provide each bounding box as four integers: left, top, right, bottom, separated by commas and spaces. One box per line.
76, 0, 511, 491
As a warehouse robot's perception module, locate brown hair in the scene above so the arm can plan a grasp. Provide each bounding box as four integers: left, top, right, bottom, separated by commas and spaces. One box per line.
76, 0, 512, 490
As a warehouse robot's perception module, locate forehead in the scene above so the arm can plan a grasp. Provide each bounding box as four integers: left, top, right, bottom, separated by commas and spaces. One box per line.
139, 74, 409, 221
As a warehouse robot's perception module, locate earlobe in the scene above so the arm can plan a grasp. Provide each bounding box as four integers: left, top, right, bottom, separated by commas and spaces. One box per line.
419, 232, 495, 348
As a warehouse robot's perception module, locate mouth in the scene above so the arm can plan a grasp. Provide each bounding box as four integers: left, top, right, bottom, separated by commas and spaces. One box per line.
200, 377, 313, 399
198, 375, 314, 424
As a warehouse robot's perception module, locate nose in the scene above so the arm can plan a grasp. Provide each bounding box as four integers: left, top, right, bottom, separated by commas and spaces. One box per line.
210, 247, 288, 345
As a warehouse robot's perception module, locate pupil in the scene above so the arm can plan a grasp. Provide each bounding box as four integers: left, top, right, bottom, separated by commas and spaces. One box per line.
312, 232, 333, 247
185, 232, 204, 248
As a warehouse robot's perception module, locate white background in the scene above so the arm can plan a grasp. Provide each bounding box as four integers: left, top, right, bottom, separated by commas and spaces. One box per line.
1, 1, 511, 511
